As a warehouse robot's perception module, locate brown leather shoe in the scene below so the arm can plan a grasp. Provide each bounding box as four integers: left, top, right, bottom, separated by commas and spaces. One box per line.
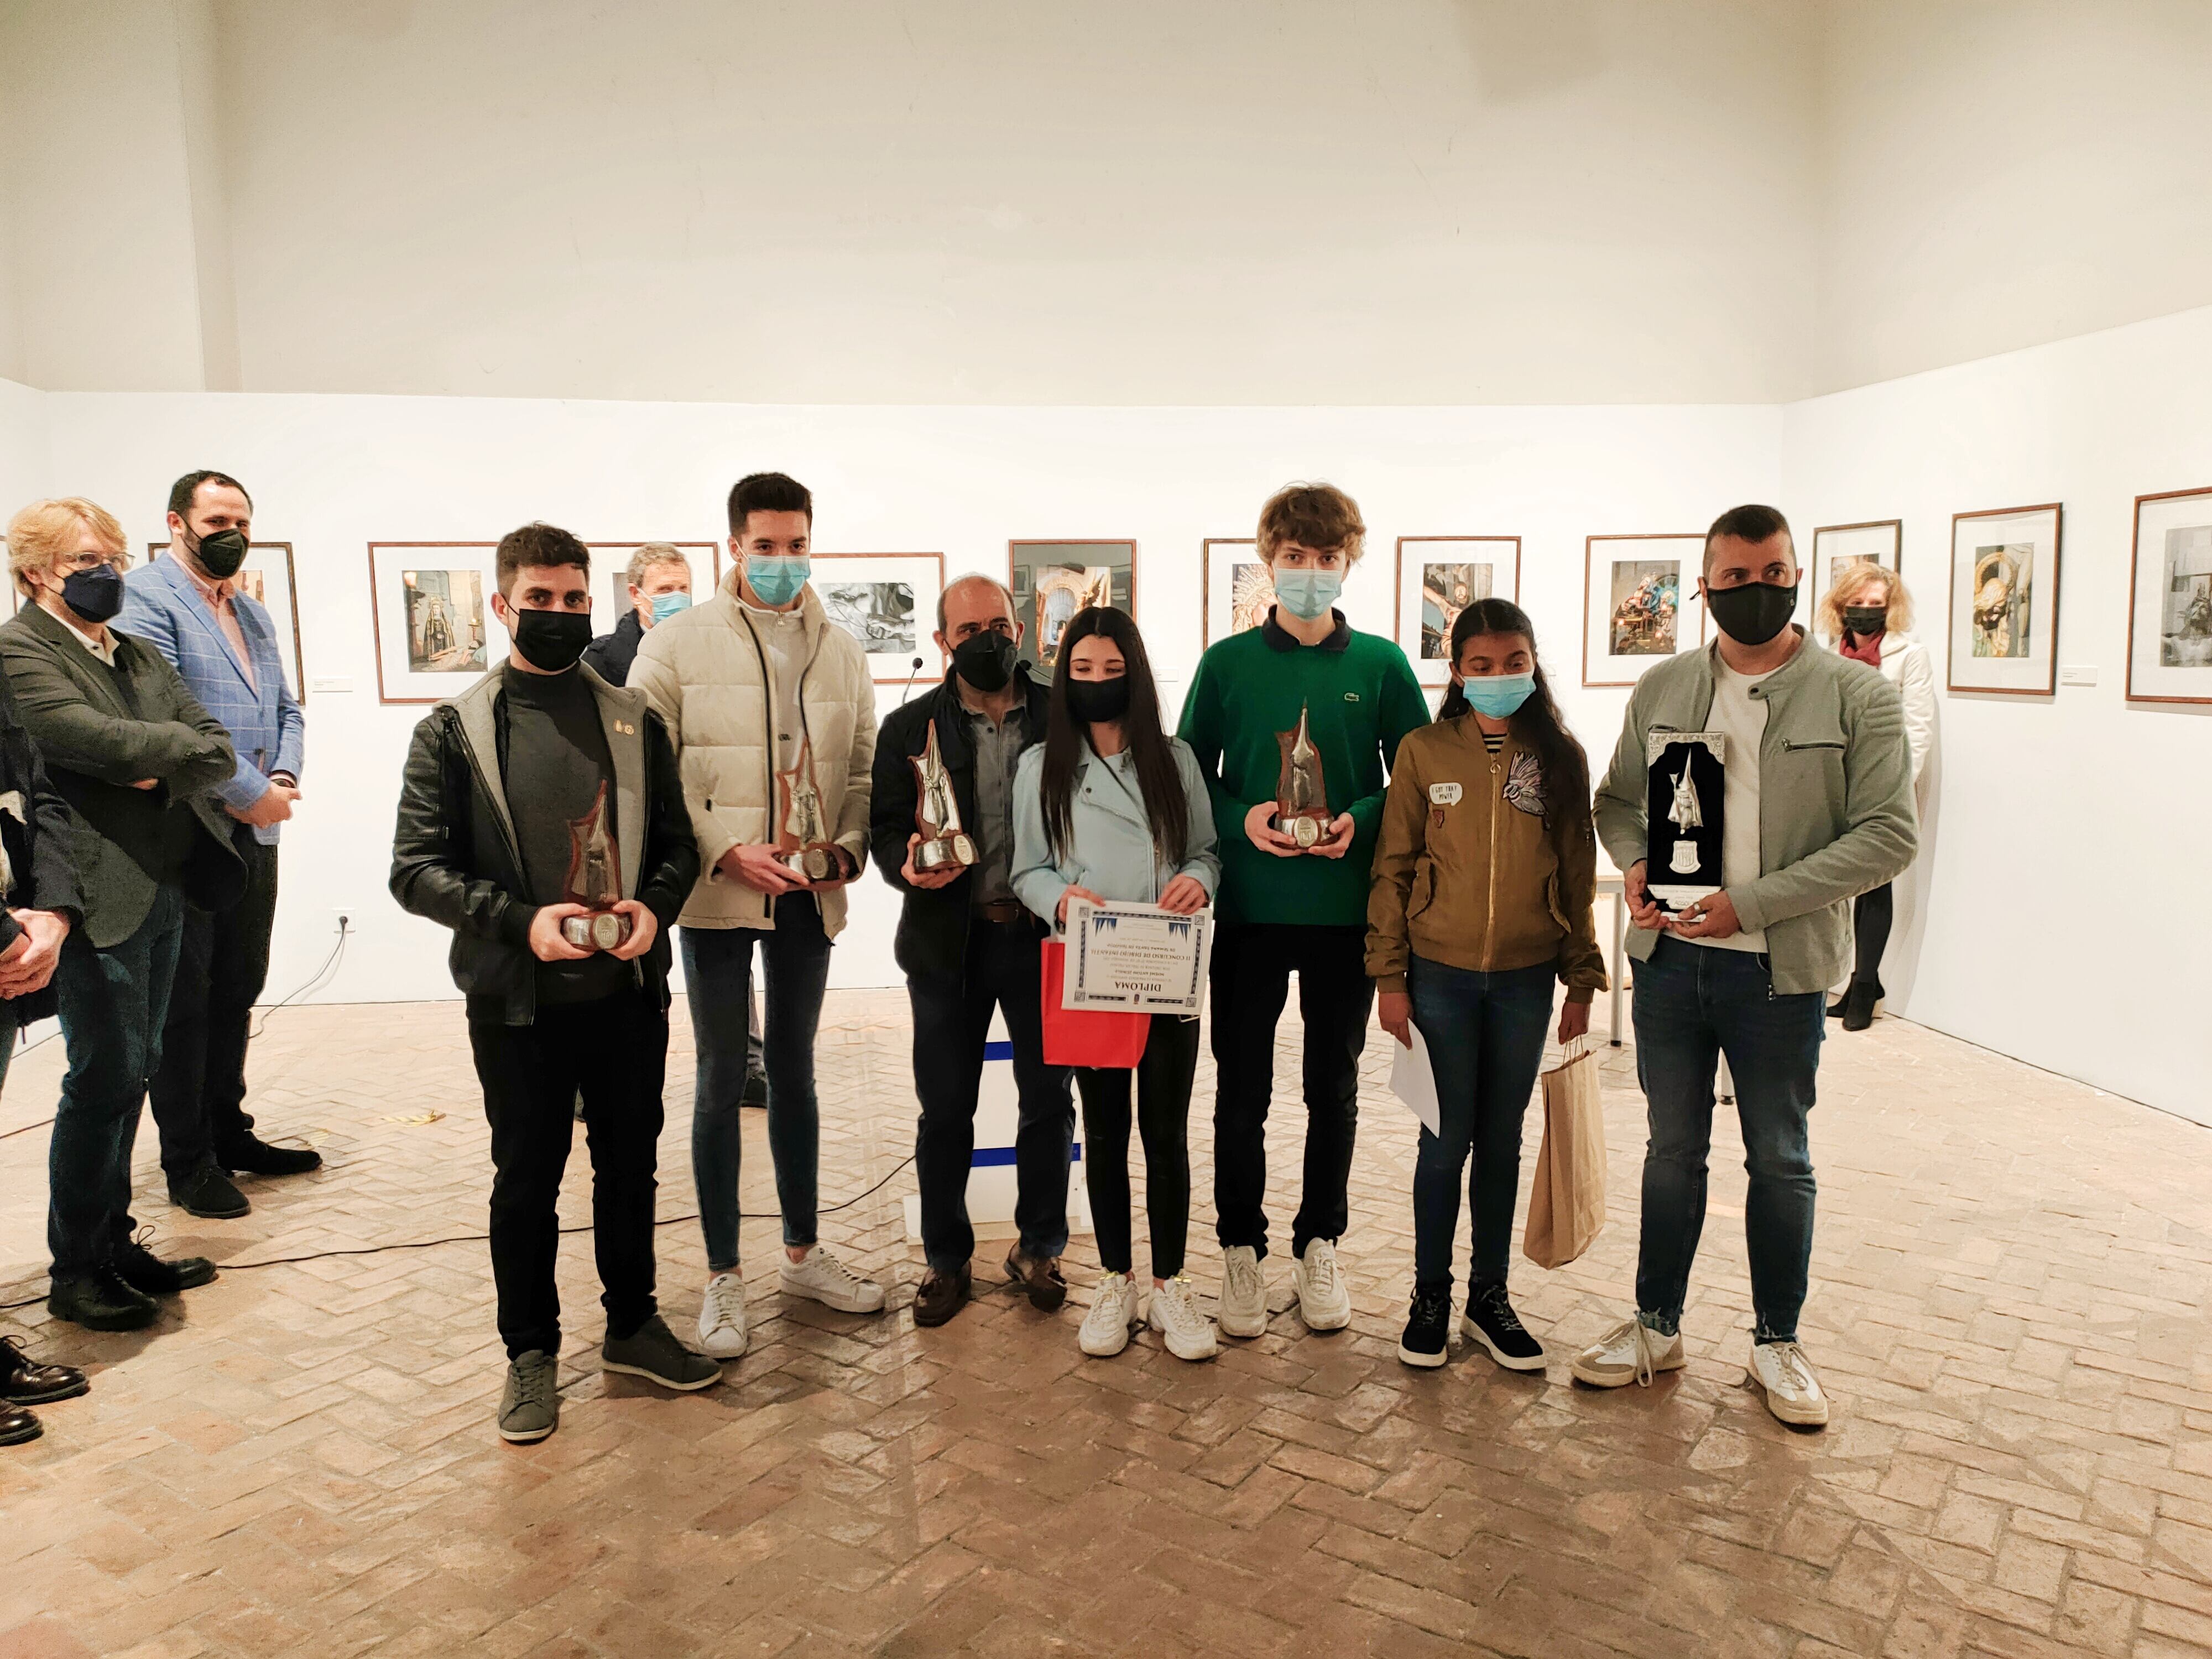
912, 1265, 972, 1328
1005, 1246, 1068, 1312
0, 1404, 39, 1447
0, 1338, 87, 1406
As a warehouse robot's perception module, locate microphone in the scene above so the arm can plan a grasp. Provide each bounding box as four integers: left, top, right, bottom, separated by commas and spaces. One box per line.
899, 655, 925, 703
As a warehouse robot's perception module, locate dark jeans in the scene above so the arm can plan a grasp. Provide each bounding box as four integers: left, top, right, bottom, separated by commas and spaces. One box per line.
48, 886, 186, 1280
149, 832, 276, 1177
468, 987, 666, 1359
1851, 883, 1893, 989
1209, 922, 1374, 1262
1407, 956, 1557, 1295
1631, 936, 1824, 1343
1078, 1014, 1201, 1279
685, 897, 832, 1271
909, 920, 1074, 1276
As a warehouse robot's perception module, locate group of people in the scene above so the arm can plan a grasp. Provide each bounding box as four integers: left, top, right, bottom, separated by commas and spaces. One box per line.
0, 467, 1923, 1453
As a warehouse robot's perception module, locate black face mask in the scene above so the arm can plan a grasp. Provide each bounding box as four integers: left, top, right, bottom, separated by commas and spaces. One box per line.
509, 607, 593, 672
1842, 605, 1887, 638
952, 629, 1017, 693
1065, 674, 1131, 725
1705, 580, 1798, 648
60, 564, 126, 624
190, 528, 250, 580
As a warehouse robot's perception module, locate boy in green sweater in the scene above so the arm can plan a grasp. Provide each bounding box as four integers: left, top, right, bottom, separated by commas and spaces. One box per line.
1178, 483, 1429, 1337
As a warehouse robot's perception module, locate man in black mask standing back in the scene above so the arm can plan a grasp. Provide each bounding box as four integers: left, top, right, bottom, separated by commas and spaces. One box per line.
869, 573, 1072, 1327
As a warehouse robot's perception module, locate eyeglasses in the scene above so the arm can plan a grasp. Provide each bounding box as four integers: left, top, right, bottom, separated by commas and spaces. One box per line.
57, 551, 119, 574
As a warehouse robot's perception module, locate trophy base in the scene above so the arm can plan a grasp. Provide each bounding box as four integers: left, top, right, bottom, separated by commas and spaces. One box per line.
560, 910, 634, 952
1648, 881, 1721, 914
916, 833, 978, 872
1280, 813, 1328, 849
778, 846, 839, 883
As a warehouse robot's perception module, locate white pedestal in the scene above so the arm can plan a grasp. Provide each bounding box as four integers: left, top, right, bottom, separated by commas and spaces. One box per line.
901, 1009, 1091, 1244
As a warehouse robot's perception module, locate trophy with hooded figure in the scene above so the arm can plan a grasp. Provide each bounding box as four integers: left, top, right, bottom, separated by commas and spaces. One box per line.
1644, 729, 1726, 913
911, 721, 978, 873
559, 780, 634, 950
1274, 702, 1331, 849
775, 738, 843, 882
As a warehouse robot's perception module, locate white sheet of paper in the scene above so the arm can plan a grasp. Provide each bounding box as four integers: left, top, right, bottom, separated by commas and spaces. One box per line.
1062, 898, 1213, 1015
1389, 1024, 1441, 1137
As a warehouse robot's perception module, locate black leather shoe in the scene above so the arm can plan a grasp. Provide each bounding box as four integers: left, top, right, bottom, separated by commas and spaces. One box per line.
113, 1240, 217, 1296
0, 1337, 88, 1405
48, 1270, 157, 1332
1004, 1246, 1068, 1313
912, 1265, 972, 1328
0, 1405, 39, 1446
217, 1135, 322, 1177
741, 1071, 768, 1109
1838, 981, 1880, 1032
168, 1164, 250, 1219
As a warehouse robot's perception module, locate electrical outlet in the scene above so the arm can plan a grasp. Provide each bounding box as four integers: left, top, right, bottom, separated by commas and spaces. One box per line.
333, 908, 356, 936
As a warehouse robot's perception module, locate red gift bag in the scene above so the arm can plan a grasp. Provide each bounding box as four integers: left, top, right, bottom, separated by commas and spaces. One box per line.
1040, 940, 1151, 1068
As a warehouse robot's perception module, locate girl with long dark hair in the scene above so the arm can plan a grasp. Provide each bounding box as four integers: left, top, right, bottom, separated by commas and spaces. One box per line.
1366, 597, 1605, 1371
1010, 607, 1221, 1361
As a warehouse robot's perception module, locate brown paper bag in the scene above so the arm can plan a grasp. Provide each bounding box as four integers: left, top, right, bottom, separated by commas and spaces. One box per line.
1523, 1032, 1608, 1269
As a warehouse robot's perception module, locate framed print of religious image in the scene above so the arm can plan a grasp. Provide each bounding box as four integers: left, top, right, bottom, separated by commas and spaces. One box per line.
587, 541, 720, 623
147, 539, 306, 698
1395, 536, 1520, 684
1201, 538, 1272, 646
810, 552, 945, 682
1582, 534, 1705, 687
2126, 485, 2212, 705
1009, 540, 1136, 674
369, 542, 502, 704
1811, 520, 1901, 620
1948, 503, 2062, 696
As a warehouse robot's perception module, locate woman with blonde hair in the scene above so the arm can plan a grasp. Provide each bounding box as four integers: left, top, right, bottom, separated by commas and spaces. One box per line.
1817, 563, 1936, 1029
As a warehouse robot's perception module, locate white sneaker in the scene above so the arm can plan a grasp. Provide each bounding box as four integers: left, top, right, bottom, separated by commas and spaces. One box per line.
1569, 1315, 1686, 1389
778, 1244, 886, 1314
1293, 1239, 1352, 1332
697, 1272, 748, 1359
1149, 1274, 1219, 1363
1079, 1271, 1142, 1357
1218, 1246, 1269, 1339
1747, 1339, 1830, 1427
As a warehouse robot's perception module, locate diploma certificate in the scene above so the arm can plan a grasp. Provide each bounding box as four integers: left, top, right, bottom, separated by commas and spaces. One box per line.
1061, 898, 1213, 1015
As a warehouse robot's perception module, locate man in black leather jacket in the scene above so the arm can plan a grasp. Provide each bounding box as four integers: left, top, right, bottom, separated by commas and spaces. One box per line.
389, 522, 713, 1444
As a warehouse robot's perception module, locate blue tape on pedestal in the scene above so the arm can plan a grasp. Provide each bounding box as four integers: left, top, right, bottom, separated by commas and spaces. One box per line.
971, 1142, 1082, 1167
983, 1040, 1014, 1061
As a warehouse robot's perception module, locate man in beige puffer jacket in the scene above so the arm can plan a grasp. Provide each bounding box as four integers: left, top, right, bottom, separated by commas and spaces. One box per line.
630, 472, 883, 1357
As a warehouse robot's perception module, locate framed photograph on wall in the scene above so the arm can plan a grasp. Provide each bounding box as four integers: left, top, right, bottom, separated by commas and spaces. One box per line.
148, 540, 306, 698
1582, 534, 1705, 687
1009, 540, 1136, 674
1395, 536, 1521, 684
2125, 485, 2212, 705
586, 541, 721, 622
369, 542, 503, 704
810, 552, 945, 682
1810, 520, 1901, 620
1948, 503, 2062, 696
1201, 538, 1274, 646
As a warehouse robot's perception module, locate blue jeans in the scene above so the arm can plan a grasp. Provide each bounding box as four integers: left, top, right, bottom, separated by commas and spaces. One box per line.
48, 886, 186, 1280
1631, 936, 1823, 1343
1407, 957, 1557, 1294
684, 897, 832, 1271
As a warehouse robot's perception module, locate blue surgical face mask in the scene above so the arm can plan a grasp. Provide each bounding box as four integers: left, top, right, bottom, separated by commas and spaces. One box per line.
744, 554, 810, 607
1458, 671, 1536, 719
649, 591, 692, 625
1272, 567, 1342, 622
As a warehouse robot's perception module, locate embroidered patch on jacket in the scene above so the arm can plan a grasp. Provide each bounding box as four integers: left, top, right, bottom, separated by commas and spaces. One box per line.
1502, 750, 1546, 821
1427, 782, 1462, 805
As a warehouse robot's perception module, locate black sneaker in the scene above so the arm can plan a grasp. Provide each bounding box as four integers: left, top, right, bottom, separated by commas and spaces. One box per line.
1397, 1284, 1451, 1369
168, 1164, 249, 1219
601, 1314, 721, 1391
48, 1270, 157, 1332
1461, 1284, 1547, 1372
216, 1135, 322, 1177
0, 1337, 88, 1405
112, 1240, 218, 1296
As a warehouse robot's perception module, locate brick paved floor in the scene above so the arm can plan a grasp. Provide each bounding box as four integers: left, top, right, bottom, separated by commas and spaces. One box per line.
1, 992, 2208, 1658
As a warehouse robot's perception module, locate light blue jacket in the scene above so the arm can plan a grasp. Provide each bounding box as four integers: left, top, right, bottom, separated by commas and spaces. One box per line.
119, 552, 305, 846
1011, 737, 1220, 925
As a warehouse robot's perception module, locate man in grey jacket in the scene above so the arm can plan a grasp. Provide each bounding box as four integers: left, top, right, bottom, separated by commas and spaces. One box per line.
1574, 504, 1916, 1428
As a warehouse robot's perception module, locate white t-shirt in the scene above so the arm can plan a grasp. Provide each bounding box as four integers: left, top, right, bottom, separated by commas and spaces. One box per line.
1695, 660, 1770, 954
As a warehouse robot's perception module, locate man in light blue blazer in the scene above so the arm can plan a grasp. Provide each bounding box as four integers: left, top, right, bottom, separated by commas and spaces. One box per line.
119, 469, 319, 1220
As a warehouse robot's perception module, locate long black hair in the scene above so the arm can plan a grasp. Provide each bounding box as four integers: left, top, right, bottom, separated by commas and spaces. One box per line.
1436, 597, 1590, 852
1039, 606, 1191, 868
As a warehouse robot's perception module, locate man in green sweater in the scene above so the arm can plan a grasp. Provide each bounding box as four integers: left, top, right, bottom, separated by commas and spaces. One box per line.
1180, 483, 1430, 1338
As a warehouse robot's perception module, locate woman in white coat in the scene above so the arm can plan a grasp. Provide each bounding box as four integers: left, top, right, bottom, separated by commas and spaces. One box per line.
1819, 564, 1936, 1030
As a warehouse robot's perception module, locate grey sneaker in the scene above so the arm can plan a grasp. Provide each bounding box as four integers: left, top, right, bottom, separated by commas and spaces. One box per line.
602, 1314, 721, 1392
497, 1350, 560, 1443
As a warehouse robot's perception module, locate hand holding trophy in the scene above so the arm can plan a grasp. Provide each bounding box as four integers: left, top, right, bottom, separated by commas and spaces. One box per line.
1274, 701, 1332, 851
559, 781, 634, 951
775, 738, 845, 883
910, 722, 978, 874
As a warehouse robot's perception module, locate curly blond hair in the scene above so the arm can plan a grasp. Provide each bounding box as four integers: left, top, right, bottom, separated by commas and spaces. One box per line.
6, 497, 129, 598
1818, 561, 1913, 640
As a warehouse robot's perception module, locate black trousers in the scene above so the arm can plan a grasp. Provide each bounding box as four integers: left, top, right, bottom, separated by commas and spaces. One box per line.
1078, 1014, 1201, 1279
149, 832, 276, 1178
909, 920, 1074, 1275
1851, 883, 1893, 988
468, 987, 666, 1359
1209, 922, 1374, 1262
